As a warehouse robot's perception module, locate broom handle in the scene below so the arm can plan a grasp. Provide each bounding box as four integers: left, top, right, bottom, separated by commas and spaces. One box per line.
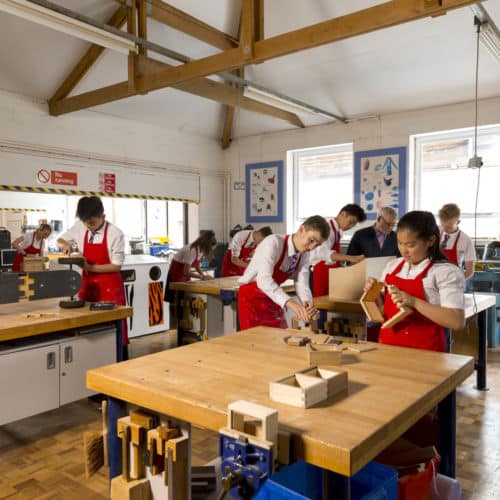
102, 399, 109, 467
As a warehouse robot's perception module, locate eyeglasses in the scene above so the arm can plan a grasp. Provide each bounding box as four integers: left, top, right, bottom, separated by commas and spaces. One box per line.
379, 215, 396, 228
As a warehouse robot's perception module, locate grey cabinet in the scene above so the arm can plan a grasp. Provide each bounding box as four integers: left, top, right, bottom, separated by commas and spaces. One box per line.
0, 327, 116, 426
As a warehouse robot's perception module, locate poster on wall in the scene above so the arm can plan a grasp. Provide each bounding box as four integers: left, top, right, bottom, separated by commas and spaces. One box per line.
245, 161, 284, 223
354, 147, 407, 220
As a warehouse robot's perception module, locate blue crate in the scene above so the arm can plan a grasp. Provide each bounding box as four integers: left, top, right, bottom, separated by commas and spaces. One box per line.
149, 244, 169, 256
254, 460, 398, 500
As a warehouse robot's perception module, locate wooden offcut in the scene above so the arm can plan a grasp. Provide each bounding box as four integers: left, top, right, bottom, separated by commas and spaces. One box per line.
110, 476, 152, 500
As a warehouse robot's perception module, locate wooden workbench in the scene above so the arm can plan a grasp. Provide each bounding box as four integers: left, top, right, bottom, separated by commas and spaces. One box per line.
0, 297, 132, 343
87, 326, 473, 480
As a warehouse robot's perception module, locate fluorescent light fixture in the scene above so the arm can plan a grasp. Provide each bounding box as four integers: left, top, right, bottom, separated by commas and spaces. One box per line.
0, 0, 135, 54
243, 85, 339, 120
470, 3, 500, 63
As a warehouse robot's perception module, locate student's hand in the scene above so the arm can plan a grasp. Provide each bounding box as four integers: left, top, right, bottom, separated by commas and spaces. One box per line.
348, 255, 365, 264
201, 274, 212, 280
387, 285, 416, 309
286, 300, 311, 323
304, 301, 319, 321
59, 242, 72, 255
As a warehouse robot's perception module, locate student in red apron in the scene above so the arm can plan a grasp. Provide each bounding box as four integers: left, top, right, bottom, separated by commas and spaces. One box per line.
12, 223, 52, 272
438, 203, 476, 280
222, 226, 272, 277
238, 215, 330, 330
364, 211, 466, 352
309, 204, 366, 297
57, 196, 128, 347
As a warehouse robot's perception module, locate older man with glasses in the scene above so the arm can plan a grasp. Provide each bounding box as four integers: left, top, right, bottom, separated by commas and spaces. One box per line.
347, 206, 400, 258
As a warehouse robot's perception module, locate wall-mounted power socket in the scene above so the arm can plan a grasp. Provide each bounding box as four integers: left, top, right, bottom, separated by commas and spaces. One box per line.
233, 181, 246, 190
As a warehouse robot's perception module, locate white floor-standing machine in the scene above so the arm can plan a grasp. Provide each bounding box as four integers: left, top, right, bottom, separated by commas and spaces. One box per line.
121, 255, 170, 338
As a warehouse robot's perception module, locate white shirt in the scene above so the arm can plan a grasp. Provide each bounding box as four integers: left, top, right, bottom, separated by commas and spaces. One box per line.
229, 230, 255, 257
440, 230, 476, 266
381, 257, 465, 310
19, 231, 45, 254
59, 220, 125, 266
238, 234, 312, 308
173, 245, 198, 265
309, 218, 341, 266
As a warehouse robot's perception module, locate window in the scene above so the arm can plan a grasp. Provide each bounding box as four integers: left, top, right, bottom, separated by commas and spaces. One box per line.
290, 143, 353, 230
414, 125, 500, 239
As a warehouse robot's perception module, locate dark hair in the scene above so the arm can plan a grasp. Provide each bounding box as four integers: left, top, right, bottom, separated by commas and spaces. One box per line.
302, 215, 330, 240
339, 204, 367, 222
397, 211, 448, 262
76, 196, 104, 221
191, 230, 217, 258
257, 226, 273, 238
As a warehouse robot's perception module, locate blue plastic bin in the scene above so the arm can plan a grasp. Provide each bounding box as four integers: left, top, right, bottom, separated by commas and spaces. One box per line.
254, 460, 398, 500
149, 244, 169, 256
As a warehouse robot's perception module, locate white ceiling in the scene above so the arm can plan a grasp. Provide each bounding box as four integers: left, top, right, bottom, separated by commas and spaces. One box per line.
1, 0, 500, 141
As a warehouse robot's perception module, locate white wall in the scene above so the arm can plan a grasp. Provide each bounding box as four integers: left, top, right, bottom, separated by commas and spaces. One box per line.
0, 89, 228, 238
223, 96, 500, 234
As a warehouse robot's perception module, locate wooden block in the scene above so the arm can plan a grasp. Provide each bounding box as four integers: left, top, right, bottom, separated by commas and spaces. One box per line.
298, 366, 348, 398
360, 282, 385, 323
343, 342, 377, 353
110, 476, 152, 500
306, 343, 343, 366
381, 306, 412, 329
130, 410, 158, 429
277, 430, 291, 465
228, 400, 278, 446
284, 335, 310, 346
269, 372, 327, 408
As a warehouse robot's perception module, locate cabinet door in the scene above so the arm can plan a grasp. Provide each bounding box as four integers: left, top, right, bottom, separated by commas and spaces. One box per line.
0, 344, 60, 426
59, 331, 116, 406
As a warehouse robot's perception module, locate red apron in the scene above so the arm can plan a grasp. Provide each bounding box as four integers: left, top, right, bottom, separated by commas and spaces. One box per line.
80, 223, 128, 345
168, 248, 200, 282
441, 231, 460, 266
238, 235, 302, 330
312, 219, 340, 297
379, 259, 446, 352
222, 232, 255, 277
12, 232, 43, 272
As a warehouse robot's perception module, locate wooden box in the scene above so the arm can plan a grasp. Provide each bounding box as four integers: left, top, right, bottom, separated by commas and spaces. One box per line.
269, 366, 347, 408
21, 256, 48, 272
306, 343, 343, 366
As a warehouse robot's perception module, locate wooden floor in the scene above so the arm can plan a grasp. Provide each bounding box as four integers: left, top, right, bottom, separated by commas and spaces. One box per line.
1, 331, 499, 499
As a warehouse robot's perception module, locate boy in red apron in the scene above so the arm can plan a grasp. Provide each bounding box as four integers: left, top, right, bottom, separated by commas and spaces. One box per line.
364, 211, 465, 352
12, 223, 52, 272
57, 196, 128, 347
309, 204, 366, 297
222, 226, 272, 277
238, 215, 330, 330
438, 203, 476, 280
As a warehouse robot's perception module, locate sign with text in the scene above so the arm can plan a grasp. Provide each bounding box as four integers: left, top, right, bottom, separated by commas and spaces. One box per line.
51, 170, 78, 186
99, 172, 116, 193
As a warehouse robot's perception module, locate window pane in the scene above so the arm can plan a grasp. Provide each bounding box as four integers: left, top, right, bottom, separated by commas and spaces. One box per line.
296, 146, 353, 221
146, 200, 167, 243
167, 201, 185, 248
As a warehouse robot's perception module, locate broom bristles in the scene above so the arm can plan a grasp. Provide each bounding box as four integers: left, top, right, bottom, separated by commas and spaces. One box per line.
83, 431, 104, 478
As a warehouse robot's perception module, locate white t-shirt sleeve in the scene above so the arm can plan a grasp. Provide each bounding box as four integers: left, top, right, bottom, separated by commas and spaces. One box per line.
229, 230, 250, 257
459, 233, 476, 263
295, 253, 313, 304
108, 223, 125, 266
432, 264, 466, 309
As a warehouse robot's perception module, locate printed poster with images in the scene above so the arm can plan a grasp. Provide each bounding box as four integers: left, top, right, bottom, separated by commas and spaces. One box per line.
354, 147, 407, 219
246, 161, 283, 223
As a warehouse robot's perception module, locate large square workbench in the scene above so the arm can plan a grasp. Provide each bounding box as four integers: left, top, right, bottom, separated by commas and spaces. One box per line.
87, 326, 473, 498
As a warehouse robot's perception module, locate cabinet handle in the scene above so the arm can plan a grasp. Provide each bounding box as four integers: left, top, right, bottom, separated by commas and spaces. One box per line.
46, 351, 56, 370
64, 346, 73, 364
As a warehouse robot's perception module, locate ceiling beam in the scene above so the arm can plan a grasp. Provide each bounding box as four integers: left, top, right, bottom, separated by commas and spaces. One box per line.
129, 0, 482, 91
48, 6, 127, 105
49, 55, 304, 129
113, 0, 238, 50
221, 103, 236, 150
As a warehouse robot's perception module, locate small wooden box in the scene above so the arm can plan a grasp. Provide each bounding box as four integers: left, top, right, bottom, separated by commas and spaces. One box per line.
269, 366, 348, 408
21, 256, 48, 272
306, 343, 343, 366
360, 281, 385, 323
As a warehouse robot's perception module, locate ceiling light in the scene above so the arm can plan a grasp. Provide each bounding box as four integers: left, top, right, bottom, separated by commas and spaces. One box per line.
0, 0, 135, 54
243, 85, 339, 120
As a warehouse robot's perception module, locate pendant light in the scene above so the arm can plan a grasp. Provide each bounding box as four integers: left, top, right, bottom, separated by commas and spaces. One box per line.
468, 17, 483, 169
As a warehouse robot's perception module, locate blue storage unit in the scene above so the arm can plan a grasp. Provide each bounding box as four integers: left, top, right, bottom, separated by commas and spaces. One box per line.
254, 460, 398, 500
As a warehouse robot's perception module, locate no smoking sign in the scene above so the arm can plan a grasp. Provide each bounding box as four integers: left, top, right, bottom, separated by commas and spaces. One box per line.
37, 169, 50, 184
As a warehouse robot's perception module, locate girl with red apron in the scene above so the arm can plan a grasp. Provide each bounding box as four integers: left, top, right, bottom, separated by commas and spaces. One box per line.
80, 223, 128, 345
440, 231, 460, 266
169, 247, 200, 282
12, 232, 44, 272
238, 235, 302, 330
312, 219, 340, 297
379, 259, 446, 352
222, 232, 255, 277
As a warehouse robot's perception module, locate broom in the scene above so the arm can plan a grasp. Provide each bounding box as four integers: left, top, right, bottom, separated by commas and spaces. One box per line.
83, 399, 109, 478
